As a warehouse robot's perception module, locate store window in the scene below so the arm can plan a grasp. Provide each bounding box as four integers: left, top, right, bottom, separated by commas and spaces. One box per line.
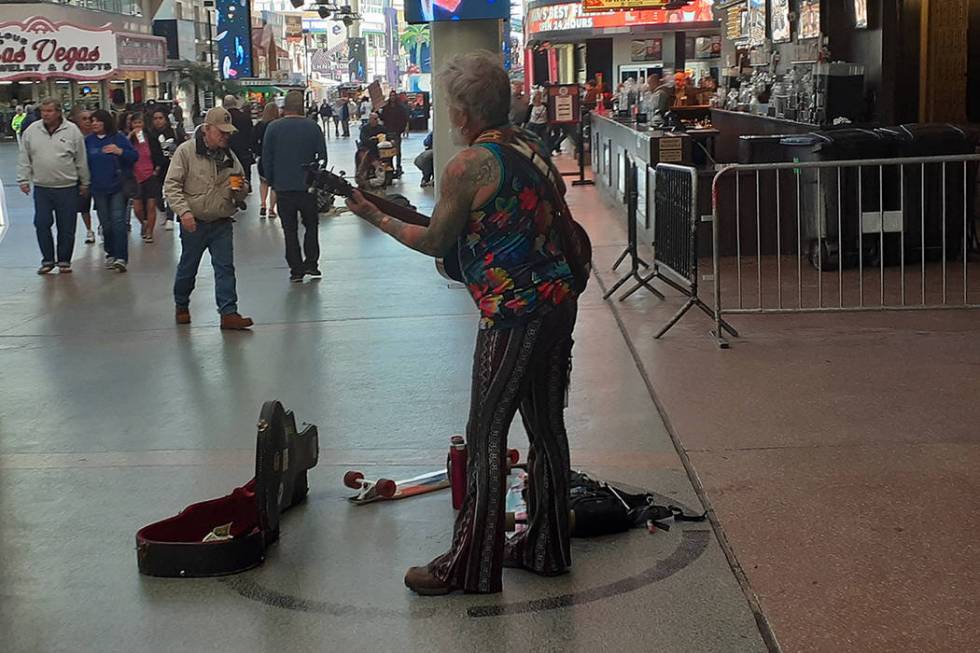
361, 0, 383, 15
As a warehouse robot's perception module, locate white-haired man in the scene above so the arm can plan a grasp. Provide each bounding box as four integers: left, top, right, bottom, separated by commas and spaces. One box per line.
347, 50, 585, 596
17, 98, 90, 274
164, 107, 253, 330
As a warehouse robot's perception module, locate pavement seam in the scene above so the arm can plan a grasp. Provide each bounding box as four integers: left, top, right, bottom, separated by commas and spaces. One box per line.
593, 268, 784, 653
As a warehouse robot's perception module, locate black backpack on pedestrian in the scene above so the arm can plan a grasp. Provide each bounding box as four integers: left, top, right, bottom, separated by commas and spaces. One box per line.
567, 471, 707, 538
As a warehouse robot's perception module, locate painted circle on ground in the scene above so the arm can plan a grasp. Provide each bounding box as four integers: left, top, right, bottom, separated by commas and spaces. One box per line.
221, 490, 710, 618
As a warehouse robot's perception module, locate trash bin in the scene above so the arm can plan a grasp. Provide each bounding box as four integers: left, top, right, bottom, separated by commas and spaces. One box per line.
738, 135, 791, 164
781, 129, 903, 270
877, 124, 979, 262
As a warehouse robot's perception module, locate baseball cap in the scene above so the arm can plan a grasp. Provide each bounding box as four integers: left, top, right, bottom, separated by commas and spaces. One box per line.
223, 94, 239, 109
204, 106, 237, 134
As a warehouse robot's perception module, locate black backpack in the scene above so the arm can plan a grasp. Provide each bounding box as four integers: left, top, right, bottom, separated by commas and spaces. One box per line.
567, 471, 706, 537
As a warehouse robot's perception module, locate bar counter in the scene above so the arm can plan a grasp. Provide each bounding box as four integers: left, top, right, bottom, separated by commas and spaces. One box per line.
590, 112, 712, 245
709, 109, 815, 163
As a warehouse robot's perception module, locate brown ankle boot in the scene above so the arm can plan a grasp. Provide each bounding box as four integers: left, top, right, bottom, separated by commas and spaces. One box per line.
220, 313, 254, 330
175, 306, 191, 325
404, 566, 457, 596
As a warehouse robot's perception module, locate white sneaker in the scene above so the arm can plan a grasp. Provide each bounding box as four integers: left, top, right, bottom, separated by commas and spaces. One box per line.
113, 259, 127, 273
164, 220, 174, 231
105, 257, 116, 269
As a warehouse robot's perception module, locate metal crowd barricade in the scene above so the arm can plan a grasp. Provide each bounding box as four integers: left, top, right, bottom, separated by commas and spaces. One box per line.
619, 163, 738, 343
604, 154, 664, 301
710, 154, 980, 347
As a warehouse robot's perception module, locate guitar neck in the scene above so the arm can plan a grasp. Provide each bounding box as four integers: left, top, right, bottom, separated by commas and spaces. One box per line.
360, 190, 430, 227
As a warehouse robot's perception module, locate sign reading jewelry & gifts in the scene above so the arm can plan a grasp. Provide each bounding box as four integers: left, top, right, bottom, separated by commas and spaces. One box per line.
0, 17, 119, 81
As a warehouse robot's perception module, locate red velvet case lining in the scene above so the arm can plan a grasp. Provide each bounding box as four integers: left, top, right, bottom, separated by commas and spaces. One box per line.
137, 479, 260, 544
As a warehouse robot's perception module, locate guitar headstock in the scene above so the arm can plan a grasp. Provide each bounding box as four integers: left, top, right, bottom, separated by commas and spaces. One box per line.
306, 161, 353, 198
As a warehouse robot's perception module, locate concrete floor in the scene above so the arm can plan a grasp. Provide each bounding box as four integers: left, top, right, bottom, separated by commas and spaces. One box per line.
587, 192, 980, 650
0, 135, 767, 652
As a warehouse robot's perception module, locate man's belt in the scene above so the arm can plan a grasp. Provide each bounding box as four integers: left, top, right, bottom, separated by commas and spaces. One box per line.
135, 400, 319, 577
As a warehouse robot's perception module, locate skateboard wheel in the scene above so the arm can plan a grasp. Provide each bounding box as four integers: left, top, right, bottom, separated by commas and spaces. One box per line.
507, 449, 520, 465
376, 478, 397, 498
343, 471, 364, 489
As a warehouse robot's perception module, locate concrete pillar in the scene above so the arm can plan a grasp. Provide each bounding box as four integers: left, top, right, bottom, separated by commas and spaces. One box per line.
430, 19, 502, 189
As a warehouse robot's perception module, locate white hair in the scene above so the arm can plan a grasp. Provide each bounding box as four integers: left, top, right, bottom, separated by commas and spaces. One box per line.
439, 50, 511, 127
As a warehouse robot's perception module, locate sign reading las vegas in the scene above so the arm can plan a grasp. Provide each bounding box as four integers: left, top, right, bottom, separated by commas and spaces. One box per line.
0, 17, 118, 81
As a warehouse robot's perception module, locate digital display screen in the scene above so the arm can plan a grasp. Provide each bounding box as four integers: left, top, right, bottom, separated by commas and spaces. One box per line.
405, 0, 509, 25
215, 0, 253, 79
854, 0, 868, 28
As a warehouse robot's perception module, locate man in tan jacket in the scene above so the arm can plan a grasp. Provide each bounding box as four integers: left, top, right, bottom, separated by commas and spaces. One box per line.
164, 107, 253, 330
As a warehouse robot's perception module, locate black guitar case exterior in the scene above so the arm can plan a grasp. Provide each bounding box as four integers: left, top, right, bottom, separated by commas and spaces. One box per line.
135, 401, 319, 577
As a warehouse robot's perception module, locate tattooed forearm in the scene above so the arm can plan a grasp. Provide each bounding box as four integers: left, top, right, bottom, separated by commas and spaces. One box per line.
365, 145, 500, 258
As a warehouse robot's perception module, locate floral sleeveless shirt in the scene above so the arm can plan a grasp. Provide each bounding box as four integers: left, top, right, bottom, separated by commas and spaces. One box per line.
456, 141, 575, 330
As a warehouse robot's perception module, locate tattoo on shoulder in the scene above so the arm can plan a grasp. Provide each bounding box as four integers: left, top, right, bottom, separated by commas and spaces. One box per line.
472, 153, 498, 189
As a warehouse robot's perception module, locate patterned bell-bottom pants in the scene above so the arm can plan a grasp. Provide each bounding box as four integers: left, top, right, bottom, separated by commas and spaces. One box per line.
429, 298, 578, 593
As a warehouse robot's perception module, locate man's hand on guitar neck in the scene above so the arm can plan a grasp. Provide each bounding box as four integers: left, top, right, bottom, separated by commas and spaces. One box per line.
345, 146, 499, 258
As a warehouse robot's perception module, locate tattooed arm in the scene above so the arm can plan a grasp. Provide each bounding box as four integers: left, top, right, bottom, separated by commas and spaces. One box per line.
347, 145, 499, 257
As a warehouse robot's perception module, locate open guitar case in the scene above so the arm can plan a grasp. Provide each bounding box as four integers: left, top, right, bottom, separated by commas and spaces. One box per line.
135, 400, 319, 577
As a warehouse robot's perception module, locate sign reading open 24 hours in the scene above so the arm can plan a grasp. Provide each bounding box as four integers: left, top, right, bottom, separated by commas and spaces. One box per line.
0, 17, 118, 81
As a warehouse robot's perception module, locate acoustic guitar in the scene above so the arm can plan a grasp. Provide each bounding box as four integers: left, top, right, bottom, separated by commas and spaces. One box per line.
312, 168, 463, 283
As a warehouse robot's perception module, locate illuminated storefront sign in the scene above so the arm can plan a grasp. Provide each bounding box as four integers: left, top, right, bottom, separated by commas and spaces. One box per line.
583, 0, 673, 13
0, 17, 118, 81
116, 34, 167, 71
528, 1, 715, 35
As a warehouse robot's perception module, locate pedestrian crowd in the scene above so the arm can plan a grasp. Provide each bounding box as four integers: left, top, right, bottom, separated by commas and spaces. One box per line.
13, 88, 416, 330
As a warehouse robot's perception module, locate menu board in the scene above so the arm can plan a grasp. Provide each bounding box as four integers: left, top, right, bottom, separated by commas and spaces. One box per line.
799, 0, 821, 40
694, 35, 722, 59
855, 0, 868, 28
631, 39, 663, 62
771, 0, 791, 43
726, 2, 748, 42
748, 0, 766, 46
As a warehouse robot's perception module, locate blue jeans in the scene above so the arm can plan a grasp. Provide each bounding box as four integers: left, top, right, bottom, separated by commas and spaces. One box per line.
92, 191, 127, 263
34, 185, 79, 265
173, 219, 238, 315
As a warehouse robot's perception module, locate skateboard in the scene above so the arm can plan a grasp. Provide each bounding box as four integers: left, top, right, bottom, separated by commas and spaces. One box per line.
345, 447, 522, 507
344, 469, 450, 505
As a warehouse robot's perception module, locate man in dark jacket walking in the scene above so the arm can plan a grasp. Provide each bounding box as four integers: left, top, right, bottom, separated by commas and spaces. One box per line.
223, 95, 254, 184
263, 90, 328, 283
379, 91, 409, 177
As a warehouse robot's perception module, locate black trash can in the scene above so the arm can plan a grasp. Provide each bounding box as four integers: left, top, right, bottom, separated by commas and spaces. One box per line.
781, 129, 903, 270
877, 124, 979, 262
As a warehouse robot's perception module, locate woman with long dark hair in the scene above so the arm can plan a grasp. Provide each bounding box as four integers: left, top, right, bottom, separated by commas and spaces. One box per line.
128, 112, 166, 243
253, 102, 280, 219
149, 107, 188, 231
86, 110, 138, 271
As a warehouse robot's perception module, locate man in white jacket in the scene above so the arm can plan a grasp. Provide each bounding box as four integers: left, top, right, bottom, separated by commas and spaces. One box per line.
16, 98, 90, 274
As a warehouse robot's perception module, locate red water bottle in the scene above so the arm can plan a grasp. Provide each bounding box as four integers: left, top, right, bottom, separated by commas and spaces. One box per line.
449, 435, 467, 510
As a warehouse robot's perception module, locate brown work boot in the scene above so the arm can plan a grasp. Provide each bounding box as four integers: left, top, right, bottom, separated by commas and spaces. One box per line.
175, 306, 191, 325
404, 566, 457, 596
220, 312, 254, 330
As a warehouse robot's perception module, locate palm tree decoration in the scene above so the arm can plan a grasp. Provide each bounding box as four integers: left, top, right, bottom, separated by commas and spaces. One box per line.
399, 24, 430, 70
176, 62, 218, 122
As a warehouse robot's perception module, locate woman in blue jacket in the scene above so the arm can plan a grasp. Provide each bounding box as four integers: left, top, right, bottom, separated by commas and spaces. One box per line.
87, 110, 138, 272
